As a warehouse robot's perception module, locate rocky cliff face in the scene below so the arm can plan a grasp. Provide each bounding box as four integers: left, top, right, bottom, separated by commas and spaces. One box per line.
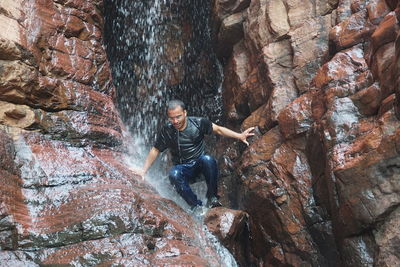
0, 1, 231, 266
1, 0, 399, 266
213, 0, 400, 266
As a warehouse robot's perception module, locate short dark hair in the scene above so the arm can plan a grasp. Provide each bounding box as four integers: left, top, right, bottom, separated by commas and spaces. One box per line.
167, 99, 186, 111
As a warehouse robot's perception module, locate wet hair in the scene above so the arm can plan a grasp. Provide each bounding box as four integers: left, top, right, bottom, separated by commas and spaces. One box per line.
167, 99, 186, 111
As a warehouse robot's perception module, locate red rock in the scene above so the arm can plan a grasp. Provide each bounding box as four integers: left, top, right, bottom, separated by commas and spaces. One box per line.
240, 141, 326, 265
371, 42, 395, 97
49, 35, 93, 59
49, 50, 74, 76
350, 82, 382, 116
242, 66, 270, 112
367, 0, 391, 25
222, 41, 264, 122
64, 13, 86, 38
290, 15, 332, 93
218, 0, 400, 265
3, 0, 400, 266
261, 40, 298, 120
205, 207, 250, 265
377, 93, 395, 116
315, 46, 370, 105
241, 102, 271, 133
261, 39, 293, 90
311, 89, 327, 120
330, 110, 400, 236
239, 126, 283, 171
243, 0, 273, 53
0, 131, 228, 265
278, 91, 314, 139
370, 11, 399, 54
340, 235, 376, 266
329, 10, 376, 52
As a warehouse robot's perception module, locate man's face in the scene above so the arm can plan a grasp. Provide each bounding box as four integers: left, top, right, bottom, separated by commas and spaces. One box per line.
167, 106, 187, 131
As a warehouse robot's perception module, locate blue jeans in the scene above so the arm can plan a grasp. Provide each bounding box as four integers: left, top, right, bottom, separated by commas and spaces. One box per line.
168, 154, 218, 207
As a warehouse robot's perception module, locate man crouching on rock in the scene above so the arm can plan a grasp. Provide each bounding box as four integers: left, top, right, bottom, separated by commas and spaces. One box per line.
132, 99, 254, 211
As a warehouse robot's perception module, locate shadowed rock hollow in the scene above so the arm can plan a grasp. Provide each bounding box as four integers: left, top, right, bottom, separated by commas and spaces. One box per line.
0, 0, 399, 266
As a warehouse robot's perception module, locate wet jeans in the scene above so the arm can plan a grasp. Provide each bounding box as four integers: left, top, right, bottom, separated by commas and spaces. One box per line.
168, 154, 218, 207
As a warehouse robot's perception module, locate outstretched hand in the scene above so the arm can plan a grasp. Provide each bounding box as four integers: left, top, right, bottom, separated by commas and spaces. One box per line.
240, 127, 255, 146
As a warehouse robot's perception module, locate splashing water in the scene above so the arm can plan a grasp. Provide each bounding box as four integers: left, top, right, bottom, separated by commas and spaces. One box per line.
104, 0, 235, 265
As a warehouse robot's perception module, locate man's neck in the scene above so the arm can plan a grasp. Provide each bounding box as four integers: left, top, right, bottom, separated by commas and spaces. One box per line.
178, 118, 188, 131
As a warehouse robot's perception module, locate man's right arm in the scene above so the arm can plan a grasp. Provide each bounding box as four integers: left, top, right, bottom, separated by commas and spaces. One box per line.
130, 147, 160, 178
142, 147, 160, 175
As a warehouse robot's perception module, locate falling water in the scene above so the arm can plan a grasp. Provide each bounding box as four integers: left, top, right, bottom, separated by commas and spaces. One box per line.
104, 0, 235, 265
104, 0, 222, 144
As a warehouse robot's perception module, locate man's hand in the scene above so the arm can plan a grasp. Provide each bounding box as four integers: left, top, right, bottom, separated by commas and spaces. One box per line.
128, 167, 146, 180
212, 123, 256, 145
240, 127, 255, 146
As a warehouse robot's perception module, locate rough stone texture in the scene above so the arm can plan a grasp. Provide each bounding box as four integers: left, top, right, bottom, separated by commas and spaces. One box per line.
0, 1, 230, 266
329, 10, 376, 52
217, 11, 246, 59
2, 0, 400, 266
290, 15, 332, 93
205, 207, 250, 266
214, 0, 400, 265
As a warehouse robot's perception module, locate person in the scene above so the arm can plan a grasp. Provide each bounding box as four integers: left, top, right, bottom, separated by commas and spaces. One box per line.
132, 99, 255, 210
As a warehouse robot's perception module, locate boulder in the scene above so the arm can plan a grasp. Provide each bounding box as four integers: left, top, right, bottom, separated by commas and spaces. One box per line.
367, 0, 391, 25
290, 15, 332, 93
329, 10, 376, 52
278, 91, 314, 139
205, 207, 250, 265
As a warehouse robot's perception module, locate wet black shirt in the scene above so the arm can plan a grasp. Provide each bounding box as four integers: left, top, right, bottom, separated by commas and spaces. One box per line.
154, 117, 213, 164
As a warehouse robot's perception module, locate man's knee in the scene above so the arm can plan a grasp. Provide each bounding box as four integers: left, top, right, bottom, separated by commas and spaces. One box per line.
199, 154, 217, 166
168, 168, 181, 183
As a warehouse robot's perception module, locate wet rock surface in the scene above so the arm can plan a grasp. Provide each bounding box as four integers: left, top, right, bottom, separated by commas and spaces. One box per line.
205, 207, 250, 266
0, 0, 230, 266
1, 0, 400, 266
214, 0, 400, 265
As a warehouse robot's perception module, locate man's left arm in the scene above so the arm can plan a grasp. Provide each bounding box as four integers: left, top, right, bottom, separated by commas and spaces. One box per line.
212, 123, 255, 146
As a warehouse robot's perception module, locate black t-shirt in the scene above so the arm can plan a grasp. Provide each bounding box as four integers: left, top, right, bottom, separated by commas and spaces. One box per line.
154, 117, 213, 164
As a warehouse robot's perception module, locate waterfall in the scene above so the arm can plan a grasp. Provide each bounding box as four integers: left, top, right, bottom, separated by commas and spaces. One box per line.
104, 0, 235, 265
104, 0, 224, 200
104, 0, 222, 145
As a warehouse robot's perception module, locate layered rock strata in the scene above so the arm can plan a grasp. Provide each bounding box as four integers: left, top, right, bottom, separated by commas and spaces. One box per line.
0, 1, 228, 265
213, 0, 400, 266
1, 0, 399, 266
